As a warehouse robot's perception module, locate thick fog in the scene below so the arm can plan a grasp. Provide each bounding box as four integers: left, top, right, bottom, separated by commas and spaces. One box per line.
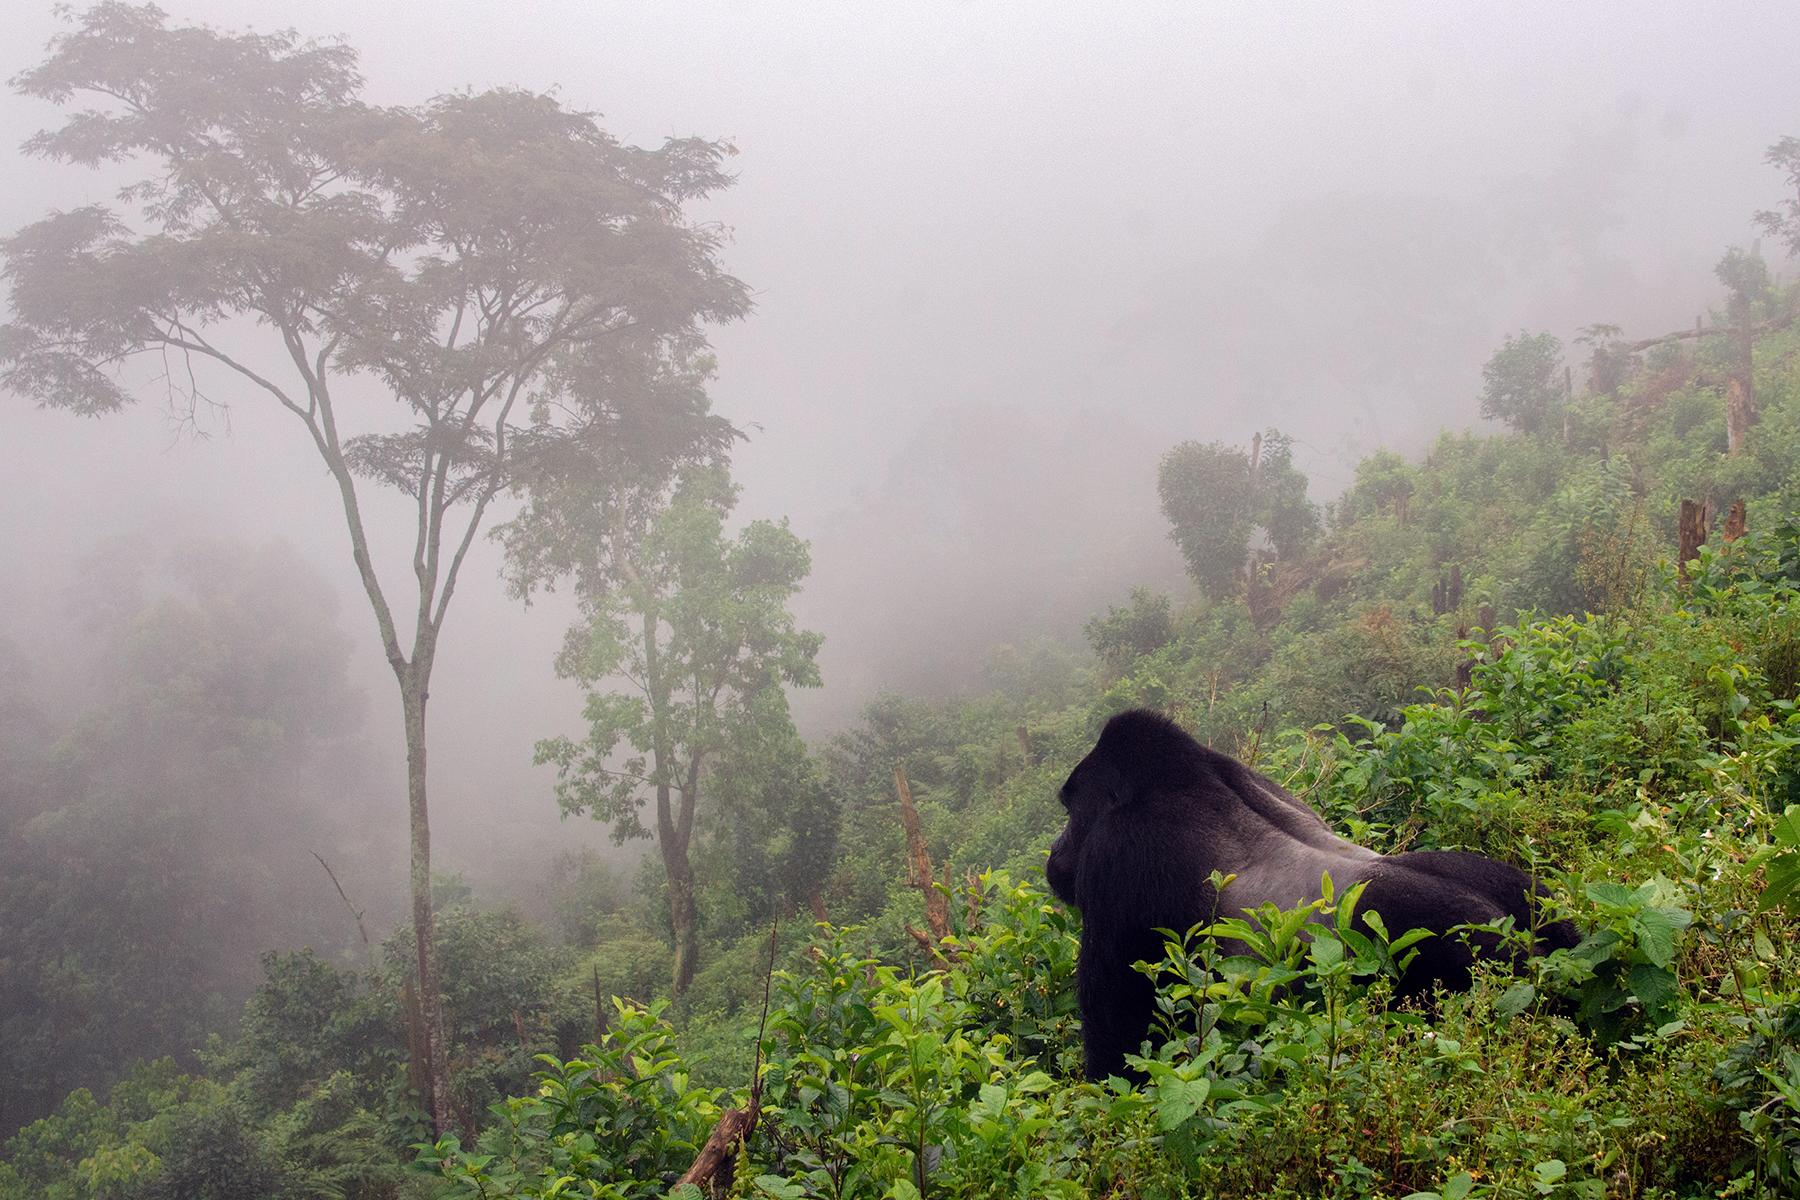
2, 1, 1796, 890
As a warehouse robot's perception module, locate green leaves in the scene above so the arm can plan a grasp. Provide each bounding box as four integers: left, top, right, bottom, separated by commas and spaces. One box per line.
1753, 805, 1800, 914
1479, 330, 1565, 433
1152, 1074, 1211, 1132
1494, 980, 1539, 1018
1402, 1169, 1473, 1200
1157, 428, 1319, 599
1550, 876, 1693, 1043
415, 1001, 720, 1199
1579, 878, 1691, 972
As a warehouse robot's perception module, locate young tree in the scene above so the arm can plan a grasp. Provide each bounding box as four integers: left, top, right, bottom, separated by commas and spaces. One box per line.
702, 701, 840, 928
1715, 246, 1774, 455
0, 4, 746, 1131
1158, 441, 1256, 599
1083, 586, 1174, 675
1157, 429, 1318, 599
1755, 134, 1800, 256
1478, 331, 1565, 433
532, 467, 821, 997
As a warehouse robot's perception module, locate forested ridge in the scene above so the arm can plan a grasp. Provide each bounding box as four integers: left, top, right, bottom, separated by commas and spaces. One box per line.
9, 228, 1800, 1195
7, 7, 1800, 1199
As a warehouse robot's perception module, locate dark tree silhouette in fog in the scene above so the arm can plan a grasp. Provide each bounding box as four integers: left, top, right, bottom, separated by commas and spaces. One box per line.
0, 3, 746, 1133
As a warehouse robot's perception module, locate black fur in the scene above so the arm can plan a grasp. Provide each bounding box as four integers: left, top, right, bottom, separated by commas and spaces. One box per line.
1046, 709, 1576, 1080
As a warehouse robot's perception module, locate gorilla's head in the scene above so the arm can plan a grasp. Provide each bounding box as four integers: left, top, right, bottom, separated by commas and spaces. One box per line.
1045, 731, 1131, 909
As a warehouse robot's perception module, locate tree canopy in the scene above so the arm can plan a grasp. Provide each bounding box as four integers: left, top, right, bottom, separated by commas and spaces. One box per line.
1478, 331, 1565, 433
1157, 429, 1318, 599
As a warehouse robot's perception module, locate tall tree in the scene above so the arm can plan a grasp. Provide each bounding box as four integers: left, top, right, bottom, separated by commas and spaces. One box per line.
0, 4, 745, 1131
531, 466, 821, 997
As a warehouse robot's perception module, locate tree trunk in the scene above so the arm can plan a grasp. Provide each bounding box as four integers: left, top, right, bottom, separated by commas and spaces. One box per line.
664, 834, 699, 998
401, 675, 453, 1136
1723, 499, 1748, 542
1725, 374, 1757, 457
624, 586, 703, 1002
1677, 498, 1713, 581
678, 1103, 759, 1196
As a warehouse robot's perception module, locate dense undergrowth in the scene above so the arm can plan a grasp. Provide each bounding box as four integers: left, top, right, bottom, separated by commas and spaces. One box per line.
9, 259, 1800, 1196
408, 527, 1800, 1199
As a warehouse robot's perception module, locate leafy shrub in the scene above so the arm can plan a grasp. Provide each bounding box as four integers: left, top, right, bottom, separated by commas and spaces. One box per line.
418, 1001, 719, 1199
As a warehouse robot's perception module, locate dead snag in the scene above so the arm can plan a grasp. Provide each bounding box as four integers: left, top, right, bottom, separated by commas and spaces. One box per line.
678, 921, 780, 1196
894, 765, 952, 946
1678, 498, 1713, 580
676, 1103, 758, 1196
1723, 499, 1748, 543
311, 851, 376, 972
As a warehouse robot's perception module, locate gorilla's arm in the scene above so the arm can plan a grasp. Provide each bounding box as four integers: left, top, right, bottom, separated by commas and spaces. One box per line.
1070, 814, 1217, 1080
1075, 919, 1163, 1081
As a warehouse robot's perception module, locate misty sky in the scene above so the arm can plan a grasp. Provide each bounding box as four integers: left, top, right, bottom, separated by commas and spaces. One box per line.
2, 1, 1796, 882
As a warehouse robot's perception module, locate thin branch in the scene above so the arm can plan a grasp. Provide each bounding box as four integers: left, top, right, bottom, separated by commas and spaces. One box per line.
271, 319, 409, 672
429, 347, 545, 634
152, 324, 312, 427
580, 764, 661, 791
312, 850, 377, 972
1623, 308, 1800, 353
750, 917, 778, 1108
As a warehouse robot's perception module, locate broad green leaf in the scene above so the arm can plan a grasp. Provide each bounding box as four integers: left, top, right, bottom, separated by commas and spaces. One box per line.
1495, 980, 1537, 1017
1154, 1075, 1212, 1130
1584, 882, 1633, 908
1631, 909, 1681, 968
1765, 853, 1800, 913
1774, 805, 1800, 850
1628, 963, 1677, 1010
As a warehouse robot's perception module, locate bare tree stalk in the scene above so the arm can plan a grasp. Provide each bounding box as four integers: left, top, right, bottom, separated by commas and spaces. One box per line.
311, 851, 376, 972
895, 765, 952, 944
677, 919, 780, 1196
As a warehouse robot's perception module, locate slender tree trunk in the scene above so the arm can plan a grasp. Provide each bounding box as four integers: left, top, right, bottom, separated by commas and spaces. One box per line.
401, 670, 453, 1135
663, 831, 699, 997
1725, 374, 1756, 457
634, 591, 701, 1001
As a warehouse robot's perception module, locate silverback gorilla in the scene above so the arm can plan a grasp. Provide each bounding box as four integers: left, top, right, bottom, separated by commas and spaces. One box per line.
1045, 709, 1576, 1080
